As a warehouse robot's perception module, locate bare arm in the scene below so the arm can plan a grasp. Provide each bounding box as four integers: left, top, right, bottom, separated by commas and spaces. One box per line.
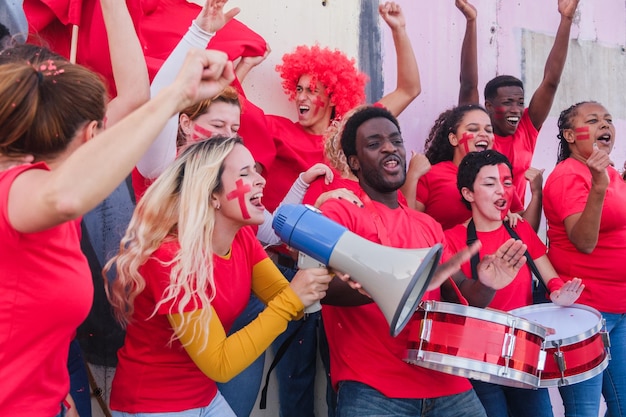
527, 0, 579, 130
234, 45, 271, 84
400, 151, 430, 211
100, 0, 150, 127
564, 149, 610, 253
376, 2, 421, 116
456, 0, 479, 105
8, 50, 235, 233
519, 167, 544, 232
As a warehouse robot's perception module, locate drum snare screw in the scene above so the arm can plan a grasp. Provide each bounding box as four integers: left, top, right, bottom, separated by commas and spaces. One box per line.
420, 318, 433, 343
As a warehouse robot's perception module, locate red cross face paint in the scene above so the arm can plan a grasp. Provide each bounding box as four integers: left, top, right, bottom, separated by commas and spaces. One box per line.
458, 132, 474, 154
497, 164, 515, 220
574, 126, 591, 141
226, 178, 253, 220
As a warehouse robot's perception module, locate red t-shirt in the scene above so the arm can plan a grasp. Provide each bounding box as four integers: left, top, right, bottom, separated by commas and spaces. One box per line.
238, 98, 324, 213
544, 158, 626, 313
302, 174, 362, 206
493, 108, 539, 205
416, 161, 523, 230
444, 221, 546, 311
0, 163, 93, 416
319, 198, 472, 398
110, 227, 267, 412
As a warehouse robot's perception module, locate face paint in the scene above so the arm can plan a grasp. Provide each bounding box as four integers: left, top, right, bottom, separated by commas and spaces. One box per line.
574, 126, 591, 141
312, 95, 325, 116
226, 179, 252, 219
191, 123, 215, 141
493, 106, 507, 120
458, 132, 474, 154
497, 164, 514, 220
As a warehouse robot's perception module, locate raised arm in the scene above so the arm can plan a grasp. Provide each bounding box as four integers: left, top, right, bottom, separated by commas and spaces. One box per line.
519, 167, 544, 231
100, 0, 150, 127
8, 49, 235, 233
376, 2, 420, 116
456, 0, 479, 105
234, 44, 271, 85
526, 0, 579, 130
136, 0, 239, 179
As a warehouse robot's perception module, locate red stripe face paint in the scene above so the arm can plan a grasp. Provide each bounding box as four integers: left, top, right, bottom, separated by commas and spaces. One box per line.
458, 132, 474, 154
497, 164, 514, 220
574, 126, 591, 141
493, 106, 507, 120
226, 179, 252, 219
191, 124, 215, 141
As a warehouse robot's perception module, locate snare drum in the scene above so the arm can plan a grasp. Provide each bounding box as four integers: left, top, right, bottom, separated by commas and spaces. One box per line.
510, 304, 610, 387
405, 301, 548, 389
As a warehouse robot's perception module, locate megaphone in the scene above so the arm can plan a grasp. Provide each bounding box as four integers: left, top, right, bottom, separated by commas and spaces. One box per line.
272, 204, 443, 336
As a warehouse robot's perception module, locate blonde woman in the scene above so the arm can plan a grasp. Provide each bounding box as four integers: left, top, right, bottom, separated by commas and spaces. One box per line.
106, 136, 334, 416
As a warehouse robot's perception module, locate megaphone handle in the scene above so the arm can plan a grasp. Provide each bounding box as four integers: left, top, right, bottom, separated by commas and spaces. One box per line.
297, 253, 324, 314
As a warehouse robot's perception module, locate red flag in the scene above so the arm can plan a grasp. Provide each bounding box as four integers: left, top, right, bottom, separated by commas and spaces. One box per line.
24, 0, 144, 97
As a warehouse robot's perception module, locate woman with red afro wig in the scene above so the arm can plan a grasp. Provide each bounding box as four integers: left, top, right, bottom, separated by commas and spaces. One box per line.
276, 45, 368, 119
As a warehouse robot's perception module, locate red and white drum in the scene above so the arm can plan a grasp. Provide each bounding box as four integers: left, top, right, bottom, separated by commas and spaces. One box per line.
404, 301, 548, 389
510, 303, 610, 387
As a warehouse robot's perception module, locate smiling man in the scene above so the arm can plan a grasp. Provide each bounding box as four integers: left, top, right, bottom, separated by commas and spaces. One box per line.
457, 0, 580, 204
318, 105, 530, 417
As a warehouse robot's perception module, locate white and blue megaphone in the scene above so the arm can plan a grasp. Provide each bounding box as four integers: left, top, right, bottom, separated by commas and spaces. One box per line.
272, 204, 443, 336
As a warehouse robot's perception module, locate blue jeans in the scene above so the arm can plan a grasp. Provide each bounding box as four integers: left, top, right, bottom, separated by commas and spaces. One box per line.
471, 380, 553, 417
111, 391, 236, 417
558, 311, 626, 417
272, 263, 321, 417
336, 381, 487, 417
217, 295, 266, 416
67, 339, 92, 417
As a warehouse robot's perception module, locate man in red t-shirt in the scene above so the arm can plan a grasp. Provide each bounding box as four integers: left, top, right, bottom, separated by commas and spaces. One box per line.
456, 0, 580, 205
319, 105, 527, 416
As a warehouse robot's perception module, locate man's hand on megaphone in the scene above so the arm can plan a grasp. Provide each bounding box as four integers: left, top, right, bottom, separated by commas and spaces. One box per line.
477, 238, 527, 290
290, 267, 333, 308
428, 240, 483, 291
333, 270, 372, 298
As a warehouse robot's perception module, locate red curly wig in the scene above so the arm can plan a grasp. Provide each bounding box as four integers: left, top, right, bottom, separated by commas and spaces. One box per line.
276, 45, 368, 119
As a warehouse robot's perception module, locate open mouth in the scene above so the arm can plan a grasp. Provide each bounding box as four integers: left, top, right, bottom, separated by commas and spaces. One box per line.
299, 105, 310, 115
506, 116, 520, 127
474, 140, 490, 151
382, 156, 401, 173
495, 198, 507, 209
250, 193, 264, 209
597, 133, 611, 143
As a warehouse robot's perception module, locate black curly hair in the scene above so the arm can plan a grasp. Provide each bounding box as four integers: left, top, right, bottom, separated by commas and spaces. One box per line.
424, 104, 489, 164
340, 105, 400, 174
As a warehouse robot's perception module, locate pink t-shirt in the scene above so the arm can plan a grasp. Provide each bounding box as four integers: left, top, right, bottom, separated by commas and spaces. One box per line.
493, 108, 539, 205
0, 163, 93, 416
319, 198, 472, 398
111, 227, 267, 412
544, 158, 626, 313
445, 221, 546, 311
